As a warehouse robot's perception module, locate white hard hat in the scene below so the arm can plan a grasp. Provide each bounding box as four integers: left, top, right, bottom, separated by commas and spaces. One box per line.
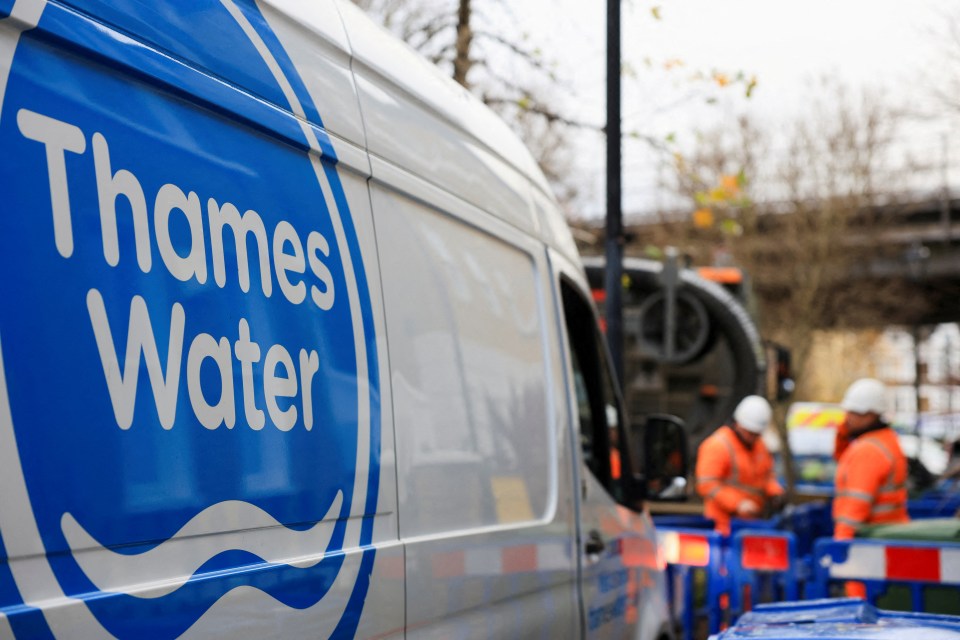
734, 395, 772, 434
841, 378, 886, 414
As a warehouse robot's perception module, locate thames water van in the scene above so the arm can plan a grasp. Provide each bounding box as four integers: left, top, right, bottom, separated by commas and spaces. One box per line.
0, 1, 688, 638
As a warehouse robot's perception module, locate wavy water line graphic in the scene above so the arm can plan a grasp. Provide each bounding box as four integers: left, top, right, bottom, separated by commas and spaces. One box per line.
61, 492, 343, 599
180, 551, 366, 639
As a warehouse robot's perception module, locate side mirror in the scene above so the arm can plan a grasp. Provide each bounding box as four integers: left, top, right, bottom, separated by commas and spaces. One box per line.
642, 413, 690, 501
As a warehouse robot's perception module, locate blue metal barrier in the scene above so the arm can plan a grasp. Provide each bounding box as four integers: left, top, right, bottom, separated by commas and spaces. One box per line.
709, 598, 960, 639
726, 529, 799, 618
810, 537, 960, 611
783, 501, 832, 556
658, 527, 727, 640
652, 515, 715, 529
909, 495, 960, 519
730, 515, 782, 533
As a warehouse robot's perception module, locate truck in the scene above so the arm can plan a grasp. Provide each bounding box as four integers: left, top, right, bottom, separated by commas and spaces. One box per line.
583, 255, 790, 448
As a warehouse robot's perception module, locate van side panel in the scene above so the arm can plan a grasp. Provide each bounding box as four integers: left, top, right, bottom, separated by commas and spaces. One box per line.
372, 163, 551, 535
0, 0, 399, 636
367, 157, 580, 637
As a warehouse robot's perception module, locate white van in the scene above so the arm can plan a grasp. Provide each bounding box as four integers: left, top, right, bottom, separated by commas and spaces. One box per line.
0, 1, 687, 638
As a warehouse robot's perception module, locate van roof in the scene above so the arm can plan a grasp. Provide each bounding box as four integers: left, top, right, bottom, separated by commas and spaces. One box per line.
335, 1, 578, 263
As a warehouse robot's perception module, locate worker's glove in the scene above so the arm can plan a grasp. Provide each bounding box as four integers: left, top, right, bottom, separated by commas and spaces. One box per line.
735, 500, 760, 517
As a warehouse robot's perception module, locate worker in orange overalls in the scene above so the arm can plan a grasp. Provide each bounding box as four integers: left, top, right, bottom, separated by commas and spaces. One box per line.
696, 395, 784, 535
834, 378, 909, 597
834, 378, 909, 535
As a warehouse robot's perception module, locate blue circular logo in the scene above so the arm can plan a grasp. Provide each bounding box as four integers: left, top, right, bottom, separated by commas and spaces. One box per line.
0, 1, 379, 637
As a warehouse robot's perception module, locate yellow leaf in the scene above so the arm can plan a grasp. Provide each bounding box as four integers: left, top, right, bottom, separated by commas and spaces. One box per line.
713, 72, 730, 87
651, 6, 662, 20
720, 174, 740, 194
693, 208, 714, 228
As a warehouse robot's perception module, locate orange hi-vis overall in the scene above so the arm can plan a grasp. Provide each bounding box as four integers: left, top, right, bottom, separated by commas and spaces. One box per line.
696, 425, 784, 535
834, 418, 851, 461
833, 425, 909, 540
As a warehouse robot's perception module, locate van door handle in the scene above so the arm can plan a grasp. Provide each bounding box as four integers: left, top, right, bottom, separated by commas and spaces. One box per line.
584, 529, 605, 555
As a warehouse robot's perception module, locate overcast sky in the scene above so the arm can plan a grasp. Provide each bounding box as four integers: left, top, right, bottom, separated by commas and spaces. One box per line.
505, 0, 959, 217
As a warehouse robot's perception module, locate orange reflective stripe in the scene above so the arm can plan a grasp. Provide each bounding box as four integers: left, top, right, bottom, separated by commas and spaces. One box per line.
863, 436, 895, 464
728, 484, 765, 496
873, 502, 906, 514
871, 510, 909, 524
836, 490, 872, 502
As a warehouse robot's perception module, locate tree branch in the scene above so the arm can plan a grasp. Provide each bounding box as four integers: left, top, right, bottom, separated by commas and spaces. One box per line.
482, 95, 599, 131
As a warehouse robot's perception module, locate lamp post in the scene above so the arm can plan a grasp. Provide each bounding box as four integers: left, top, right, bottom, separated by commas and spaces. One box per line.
604, 0, 624, 386
905, 241, 930, 443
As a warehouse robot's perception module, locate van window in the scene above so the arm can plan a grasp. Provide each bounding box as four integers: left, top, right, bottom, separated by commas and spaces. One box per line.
372, 185, 553, 537
561, 280, 635, 502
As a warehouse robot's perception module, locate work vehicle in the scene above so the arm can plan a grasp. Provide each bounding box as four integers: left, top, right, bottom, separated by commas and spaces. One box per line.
0, 1, 686, 637
583, 256, 789, 449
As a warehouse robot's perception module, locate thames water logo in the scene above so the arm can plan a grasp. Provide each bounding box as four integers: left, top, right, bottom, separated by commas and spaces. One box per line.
0, 1, 379, 637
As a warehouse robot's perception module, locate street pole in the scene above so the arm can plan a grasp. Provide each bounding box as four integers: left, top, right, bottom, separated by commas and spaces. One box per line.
914, 324, 923, 445
604, 0, 624, 386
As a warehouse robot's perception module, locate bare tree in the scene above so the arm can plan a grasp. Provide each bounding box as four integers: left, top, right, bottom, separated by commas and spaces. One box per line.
647, 80, 925, 398
352, 0, 588, 209
928, 7, 960, 116
353, 0, 759, 218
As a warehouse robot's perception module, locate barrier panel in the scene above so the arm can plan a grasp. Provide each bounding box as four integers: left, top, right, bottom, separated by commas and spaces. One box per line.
651, 515, 715, 530
658, 527, 726, 640
810, 537, 960, 612
783, 501, 832, 557
909, 495, 960, 519
729, 515, 782, 533
710, 598, 960, 639
727, 529, 799, 617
